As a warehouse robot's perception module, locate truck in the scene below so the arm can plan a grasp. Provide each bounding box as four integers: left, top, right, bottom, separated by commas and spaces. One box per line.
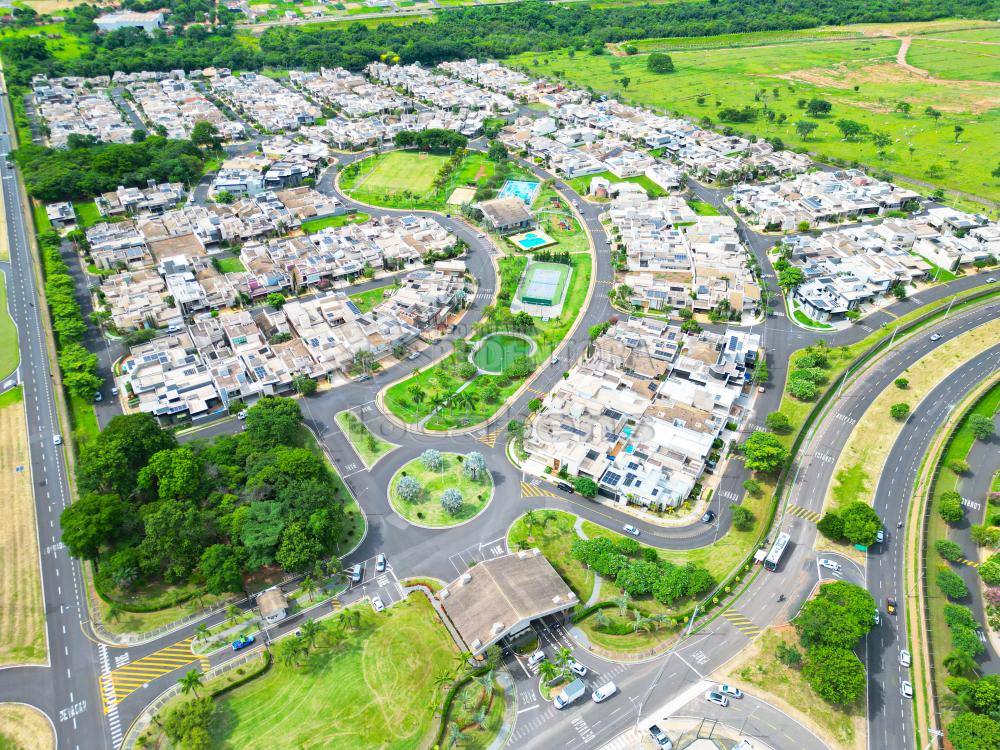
553, 678, 587, 709
648, 724, 674, 749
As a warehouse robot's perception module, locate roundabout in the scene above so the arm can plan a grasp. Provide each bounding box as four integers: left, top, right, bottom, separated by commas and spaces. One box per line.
387, 451, 495, 528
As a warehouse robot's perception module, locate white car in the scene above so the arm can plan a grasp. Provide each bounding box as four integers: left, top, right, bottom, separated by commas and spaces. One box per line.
873, 610, 881, 626
986, 277, 996, 283
237, 410, 248, 420
733, 741, 753, 750
719, 684, 742, 699
407, 351, 420, 360
94, 391, 102, 402
569, 659, 588, 677
899, 649, 911, 668
476, 232, 486, 238
623, 524, 640, 537
52, 434, 62, 446
527, 650, 546, 668
705, 690, 729, 707
111, 386, 119, 396
371, 595, 384, 613
819, 559, 842, 573
901, 680, 913, 699
930, 333, 942, 341
551, 356, 559, 365
591, 682, 617, 703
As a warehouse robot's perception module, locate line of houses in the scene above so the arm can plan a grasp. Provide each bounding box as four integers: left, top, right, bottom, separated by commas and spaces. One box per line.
31, 76, 133, 147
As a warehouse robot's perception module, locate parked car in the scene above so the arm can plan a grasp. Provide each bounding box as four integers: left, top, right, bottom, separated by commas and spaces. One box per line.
371, 595, 384, 613
350, 564, 363, 584
733, 741, 753, 750
901, 680, 913, 699
899, 649, 911, 667
554, 678, 587, 709
648, 724, 673, 749
701, 510, 716, 524
527, 650, 546, 668
592, 682, 617, 703
569, 659, 588, 677
111, 387, 119, 396
237, 410, 248, 420
232, 634, 255, 651
623, 524, 641, 537
705, 690, 729, 707
719, 684, 742, 699
557, 482, 575, 494
407, 351, 420, 360
375, 553, 387, 573
819, 559, 842, 572
887, 597, 897, 615
356, 374, 372, 382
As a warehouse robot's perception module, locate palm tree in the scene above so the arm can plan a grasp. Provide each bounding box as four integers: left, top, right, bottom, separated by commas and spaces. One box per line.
538, 660, 559, 684
195, 623, 210, 642
473, 706, 488, 729
343, 608, 362, 633
944, 650, 977, 677
325, 557, 343, 583
555, 646, 572, 670
594, 609, 611, 629
647, 614, 668, 633
632, 610, 646, 633
178, 669, 204, 698
280, 638, 306, 667
453, 650, 473, 675
542, 510, 557, 529
434, 671, 453, 690
300, 619, 321, 651
475, 670, 494, 705
614, 592, 631, 618
226, 604, 240, 627
300, 576, 317, 602
106, 603, 123, 624
446, 721, 467, 749
523, 509, 538, 534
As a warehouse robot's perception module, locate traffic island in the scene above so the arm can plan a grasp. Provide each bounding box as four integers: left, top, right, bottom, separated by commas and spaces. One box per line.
388, 451, 494, 528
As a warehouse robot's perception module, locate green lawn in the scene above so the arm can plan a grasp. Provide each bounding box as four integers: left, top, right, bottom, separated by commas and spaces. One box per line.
0, 272, 20, 379
301, 211, 370, 234
628, 27, 863, 53
72, 201, 104, 229
389, 453, 492, 527
473, 334, 533, 372
210, 595, 456, 750
688, 199, 720, 216
906, 38, 1000, 83
348, 284, 395, 314
0, 23, 89, 61
214, 255, 246, 273
343, 151, 449, 197
567, 170, 667, 199
67, 392, 99, 452
509, 35, 1000, 204
335, 409, 396, 467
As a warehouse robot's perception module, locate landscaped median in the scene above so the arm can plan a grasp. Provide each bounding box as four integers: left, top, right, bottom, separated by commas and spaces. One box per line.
335, 408, 397, 468
388, 450, 493, 527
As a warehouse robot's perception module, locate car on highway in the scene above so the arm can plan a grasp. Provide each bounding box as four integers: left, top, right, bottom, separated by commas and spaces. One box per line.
719, 684, 742, 699
886, 597, 897, 615
875, 528, 885, 544
476, 232, 485, 238
873, 610, 881, 626
557, 482, 575, 494
52, 434, 62, 446
94, 391, 102, 402
371, 595, 385, 613
899, 649, 911, 667
701, 510, 716, 524
568, 659, 588, 677
819, 559, 842, 572
375, 553, 387, 573
901, 680, 913, 699
527, 650, 546, 668
987, 277, 996, 283
648, 724, 673, 749
623, 524, 641, 536
705, 690, 729, 707
350, 564, 363, 584
930, 333, 942, 341
232, 634, 255, 651
592, 682, 617, 703
356, 374, 372, 382
551, 356, 559, 365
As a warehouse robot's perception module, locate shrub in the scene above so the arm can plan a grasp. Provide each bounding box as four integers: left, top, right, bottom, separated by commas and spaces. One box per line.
817, 512, 844, 541
765, 412, 792, 433
971, 525, 1000, 548
894, 377, 909, 389
935, 539, 964, 562
775, 642, 802, 667
458, 361, 478, 379
939, 492, 965, 524
396, 475, 422, 502
615, 538, 641, 556
970, 414, 995, 441
440, 488, 463, 516
980, 555, 1000, 586
420, 449, 444, 472
788, 376, 818, 400
890, 403, 910, 420
949, 459, 971, 475
731, 505, 754, 532
937, 565, 970, 600
742, 478, 762, 496
574, 476, 598, 497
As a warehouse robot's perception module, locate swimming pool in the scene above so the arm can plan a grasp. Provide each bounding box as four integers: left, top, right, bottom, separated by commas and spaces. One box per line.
518, 232, 549, 249
498, 179, 541, 205
622, 426, 634, 438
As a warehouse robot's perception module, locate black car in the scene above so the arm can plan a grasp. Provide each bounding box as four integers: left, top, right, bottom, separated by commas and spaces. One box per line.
557, 482, 575, 494
701, 510, 716, 524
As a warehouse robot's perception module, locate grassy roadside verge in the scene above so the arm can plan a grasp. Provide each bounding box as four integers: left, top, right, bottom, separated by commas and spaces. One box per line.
335, 409, 396, 467
0, 703, 54, 750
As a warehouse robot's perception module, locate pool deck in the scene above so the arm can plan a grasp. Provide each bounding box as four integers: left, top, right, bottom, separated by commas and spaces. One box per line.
509, 229, 557, 251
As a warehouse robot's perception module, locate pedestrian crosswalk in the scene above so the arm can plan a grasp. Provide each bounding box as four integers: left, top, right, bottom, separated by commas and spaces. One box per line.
521, 481, 558, 499
104, 637, 209, 706
477, 429, 503, 448
595, 280, 614, 286
721, 609, 761, 638
787, 503, 822, 524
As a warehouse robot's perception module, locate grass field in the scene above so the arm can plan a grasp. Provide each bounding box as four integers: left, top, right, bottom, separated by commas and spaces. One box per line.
348, 284, 395, 314
214, 255, 246, 273
301, 211, 370, 233
335, 409, 396, 468
507, 510, 594, 602
0, 23, 88, 61
510, 30, 1000, 203
906, 38, 1000, 83
72, 201, 103, 229
388, 452, 492, 527
0, 703, 53, 750
210, 595, 455, 750
0, 273, 20, 379
344, 151, 448, 197
567, 170, 667, 199
473, 334, 533, 372
0, 387, 46, 666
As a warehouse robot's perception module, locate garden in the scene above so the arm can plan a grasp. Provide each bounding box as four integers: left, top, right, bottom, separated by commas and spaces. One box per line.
388, 450, 493, 527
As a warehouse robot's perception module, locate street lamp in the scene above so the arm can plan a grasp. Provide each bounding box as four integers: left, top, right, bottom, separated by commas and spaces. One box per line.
922, 728, 943, 750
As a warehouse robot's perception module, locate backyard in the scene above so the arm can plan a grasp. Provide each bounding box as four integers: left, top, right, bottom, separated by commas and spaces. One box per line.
209, 595, 457, 750
348, 283, 396, 314
301, 211, 371, 234
509, 22, 1000, 205
388, 452, 493, 527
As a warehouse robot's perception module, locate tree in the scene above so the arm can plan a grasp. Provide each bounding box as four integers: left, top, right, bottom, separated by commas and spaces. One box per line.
840, 502, 882, 547
777, 267, 805, 291
276, 521, 324, 572
441, 488, 463, 516
191, 120, 221, 149
742, 478, 762, 496
803, 646, 866, 704
200, 544, 244, 594
765, 412, 792, 433
954, 124, 964, 142
894, 377, 909, 389
731, 505, 754, 531
396, 475, 422, 502
163, 697, 214, 748
925, 106, 943, 120
937, 565, 970, 600
178, 669, 204, 699
574, 476, 598, 497
244, 396, 302, 449
947, 712, 1000, 750
939, 491, 966, 524
267, 292, 286, 309
970, 414, 995, 441
836, 119, 866, 140
421, 449, 444, 471
741, 431, 789, 474
538, 659, 558, 683
647, 53, 674, 74
817, 512, 845, 541
77, 413, 177, 496
945, 649, 978, 678
464, 452, 487, 480
950, 459, 971, 475
805, 99, 832, 117
980, 555, 1000, 586
293, 375, 317, 396
795, 120, 818, 140
486, 141, 508, 162
889, 403, 910, 421
137, 446, 205, 502
60, 493, 125, 560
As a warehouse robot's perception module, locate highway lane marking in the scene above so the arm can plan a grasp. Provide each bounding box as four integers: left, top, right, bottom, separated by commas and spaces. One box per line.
521, 481, 558, 499
786, 504, 821, 524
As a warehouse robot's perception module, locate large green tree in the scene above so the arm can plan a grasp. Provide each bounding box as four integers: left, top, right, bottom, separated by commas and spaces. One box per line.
803, 646, 866, 704
77, 413, 177, 497
741, 431, 789, 473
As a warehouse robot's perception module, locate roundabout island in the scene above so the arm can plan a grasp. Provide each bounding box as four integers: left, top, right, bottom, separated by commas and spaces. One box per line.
388, 450, 494, 528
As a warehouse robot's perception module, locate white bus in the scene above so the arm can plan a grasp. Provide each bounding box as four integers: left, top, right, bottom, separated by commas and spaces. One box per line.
764, 532, 791, 572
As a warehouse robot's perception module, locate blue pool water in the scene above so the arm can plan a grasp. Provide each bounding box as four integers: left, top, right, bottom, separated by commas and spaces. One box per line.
499, 179, 541, 205
624, 445, 635, 454
518, 232, 548, 249
622, 426, 634, 438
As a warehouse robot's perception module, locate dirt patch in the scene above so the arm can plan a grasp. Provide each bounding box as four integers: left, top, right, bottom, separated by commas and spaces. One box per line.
0, 703, 54, 750
473, 165, 488, 181
0, 394, 46, 666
